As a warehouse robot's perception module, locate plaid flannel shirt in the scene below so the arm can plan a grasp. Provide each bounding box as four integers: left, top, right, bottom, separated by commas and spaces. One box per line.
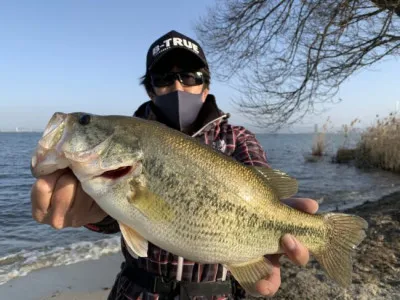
85, 96, 269, 300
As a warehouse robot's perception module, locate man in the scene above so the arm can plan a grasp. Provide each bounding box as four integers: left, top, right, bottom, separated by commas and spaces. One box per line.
31, 30, 318, 299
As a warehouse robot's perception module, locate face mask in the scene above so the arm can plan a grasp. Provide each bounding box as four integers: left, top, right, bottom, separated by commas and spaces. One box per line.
153, 90, 204, 132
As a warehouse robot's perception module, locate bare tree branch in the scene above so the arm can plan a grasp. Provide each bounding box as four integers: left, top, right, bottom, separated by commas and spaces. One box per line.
195, 0, 400, 129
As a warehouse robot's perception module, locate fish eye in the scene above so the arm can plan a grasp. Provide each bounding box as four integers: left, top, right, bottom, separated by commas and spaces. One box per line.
79, 114, 91, 126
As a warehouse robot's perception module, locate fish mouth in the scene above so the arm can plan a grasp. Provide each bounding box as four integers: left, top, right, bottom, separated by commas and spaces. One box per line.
98, 166, 133, 179
93, 161, 142, 182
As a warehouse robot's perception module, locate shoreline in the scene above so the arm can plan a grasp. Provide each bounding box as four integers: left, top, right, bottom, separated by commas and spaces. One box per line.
1, 192, 398, 300
0, 252, 123, 300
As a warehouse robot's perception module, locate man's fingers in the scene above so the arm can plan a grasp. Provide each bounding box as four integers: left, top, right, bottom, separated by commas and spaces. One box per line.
255, 236, 310, 297
281, 234, 310, 266
255, 260, 281, 296
68, 183, 91, 214
67, 184, 107, 227
66, 184, 92, 227
31, 169, 69, 222
47, 172, 78, 229
254, 255, 281, 297
85, 203, 108, 225
282, 197, 319, 214
31, 169, 108, 229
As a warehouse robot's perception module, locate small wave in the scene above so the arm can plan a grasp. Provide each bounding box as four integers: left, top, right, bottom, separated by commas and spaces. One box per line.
0, 236, 121, 285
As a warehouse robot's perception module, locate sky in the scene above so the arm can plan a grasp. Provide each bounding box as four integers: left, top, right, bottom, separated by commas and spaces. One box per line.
0, 1, 399, 133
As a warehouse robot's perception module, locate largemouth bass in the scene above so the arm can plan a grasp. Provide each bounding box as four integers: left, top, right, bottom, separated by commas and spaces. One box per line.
31, 112, 368, 296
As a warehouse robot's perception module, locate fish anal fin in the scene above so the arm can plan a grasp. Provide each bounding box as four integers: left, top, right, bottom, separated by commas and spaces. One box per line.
118, 222, 148, 258
252, 166, 298, 199
227, 256, 273, 297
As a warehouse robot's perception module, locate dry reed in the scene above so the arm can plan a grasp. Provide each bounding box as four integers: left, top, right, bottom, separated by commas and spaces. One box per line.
355, 112, 400, 173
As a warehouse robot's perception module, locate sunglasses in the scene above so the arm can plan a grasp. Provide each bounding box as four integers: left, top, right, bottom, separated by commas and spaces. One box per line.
151, 71, 204, 87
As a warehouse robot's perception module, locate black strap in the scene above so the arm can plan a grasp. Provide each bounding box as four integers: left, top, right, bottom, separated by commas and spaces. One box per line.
121, 262, 233, 299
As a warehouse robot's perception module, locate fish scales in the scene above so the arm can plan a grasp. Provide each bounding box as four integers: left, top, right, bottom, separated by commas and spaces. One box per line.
133, 122, 328, 261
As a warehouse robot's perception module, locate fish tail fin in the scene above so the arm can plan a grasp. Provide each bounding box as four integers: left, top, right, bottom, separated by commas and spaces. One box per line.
312, 213, 368, 287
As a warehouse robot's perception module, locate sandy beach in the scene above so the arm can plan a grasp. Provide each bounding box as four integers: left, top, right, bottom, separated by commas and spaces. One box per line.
0, 192, 398, 300
0, 252, 123, 300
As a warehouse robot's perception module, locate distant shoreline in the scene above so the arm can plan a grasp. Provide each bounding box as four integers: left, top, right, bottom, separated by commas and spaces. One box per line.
0, 131, 43, 133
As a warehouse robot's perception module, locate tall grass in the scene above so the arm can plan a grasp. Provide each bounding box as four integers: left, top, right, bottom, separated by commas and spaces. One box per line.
334, 118, 360, 163
355, 112, 400, 173
341, 118, 361, 149
311, 118, 332, 157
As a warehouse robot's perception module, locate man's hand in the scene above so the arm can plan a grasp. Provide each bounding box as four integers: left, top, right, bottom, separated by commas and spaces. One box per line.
255, 198, 319, 296
31, 169, 108, 229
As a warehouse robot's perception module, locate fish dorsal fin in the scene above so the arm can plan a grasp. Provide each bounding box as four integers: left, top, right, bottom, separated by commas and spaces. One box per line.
118, 222, 148, 258
252, 166, 298, 199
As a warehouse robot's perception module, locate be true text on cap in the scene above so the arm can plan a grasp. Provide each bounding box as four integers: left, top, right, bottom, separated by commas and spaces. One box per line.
152, 38, 200, 57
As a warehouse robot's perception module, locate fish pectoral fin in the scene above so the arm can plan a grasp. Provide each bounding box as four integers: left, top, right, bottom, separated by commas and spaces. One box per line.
252, 166, 298, 199
227, 256, 273, 297
118, 222, 148, 258
128, 178, 174, 223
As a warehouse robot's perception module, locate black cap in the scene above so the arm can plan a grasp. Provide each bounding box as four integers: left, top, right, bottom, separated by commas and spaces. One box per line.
146, 30, 208, 72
